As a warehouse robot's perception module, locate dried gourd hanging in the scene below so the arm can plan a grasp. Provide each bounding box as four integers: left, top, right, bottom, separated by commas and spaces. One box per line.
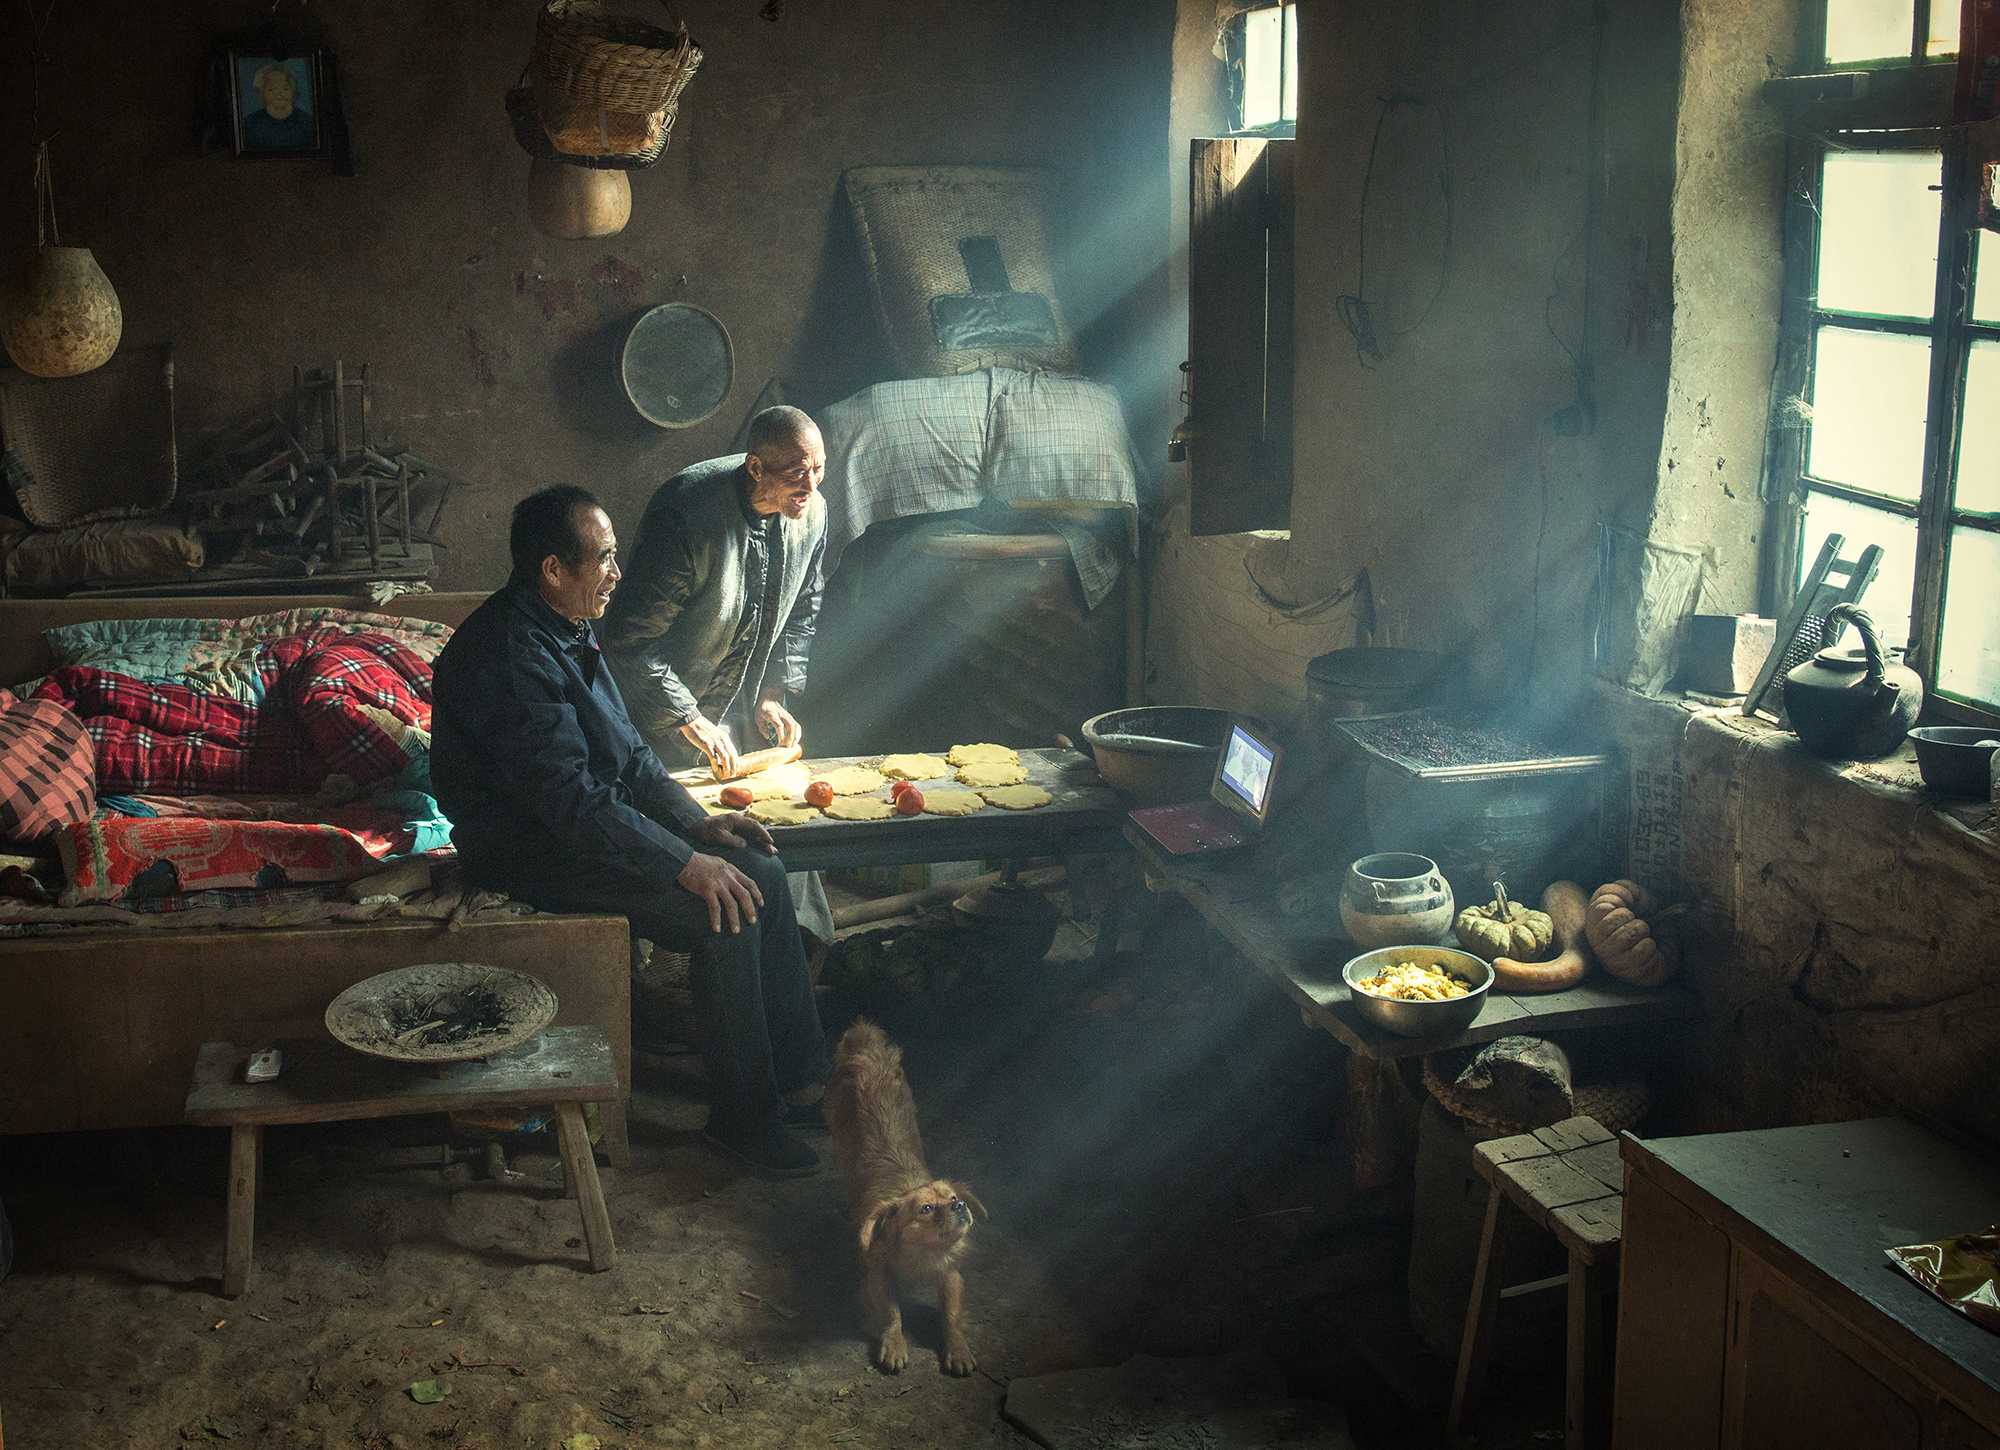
1, 143, 121, 377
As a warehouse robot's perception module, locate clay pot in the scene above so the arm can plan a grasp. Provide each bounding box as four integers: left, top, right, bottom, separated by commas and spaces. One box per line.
1, 245, 122, 377
1782, 603, 1923, 760
1340, 852, 1455, 949
527, 158, 631, 240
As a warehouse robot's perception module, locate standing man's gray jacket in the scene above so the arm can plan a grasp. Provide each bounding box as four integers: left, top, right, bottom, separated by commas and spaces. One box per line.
600, 455, 826, 756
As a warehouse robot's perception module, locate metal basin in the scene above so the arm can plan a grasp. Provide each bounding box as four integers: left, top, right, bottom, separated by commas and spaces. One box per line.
1080, 706, 1233, 807
1341, 945, 1493, 1039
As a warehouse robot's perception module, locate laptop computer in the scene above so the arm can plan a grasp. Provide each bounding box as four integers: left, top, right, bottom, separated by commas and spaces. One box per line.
1126, 716, 1283, 856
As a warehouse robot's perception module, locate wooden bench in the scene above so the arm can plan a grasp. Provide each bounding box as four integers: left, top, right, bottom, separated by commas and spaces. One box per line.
185, 1026, 619, 1296
1449, 1115, 1625, 1449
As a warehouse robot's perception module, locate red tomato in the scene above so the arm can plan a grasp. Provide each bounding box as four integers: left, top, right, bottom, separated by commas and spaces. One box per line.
718, 786, 753, 809
888, 779, 916, 800
804, 781, 834, 809
895, 788, 924, 815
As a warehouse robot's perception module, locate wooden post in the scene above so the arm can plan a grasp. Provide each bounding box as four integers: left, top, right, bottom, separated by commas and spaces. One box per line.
223, 1123, 261, 1297
1567, 1250, 1611, 1449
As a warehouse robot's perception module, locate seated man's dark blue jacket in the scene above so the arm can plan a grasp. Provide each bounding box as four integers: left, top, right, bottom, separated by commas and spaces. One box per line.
431, 580, 708, 892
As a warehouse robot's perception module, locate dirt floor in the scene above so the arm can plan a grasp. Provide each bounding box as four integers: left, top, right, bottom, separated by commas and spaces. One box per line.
0, 890, 1568, 1448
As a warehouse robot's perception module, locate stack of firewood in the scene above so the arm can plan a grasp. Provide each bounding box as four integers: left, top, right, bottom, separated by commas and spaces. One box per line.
182, 362, 458, 578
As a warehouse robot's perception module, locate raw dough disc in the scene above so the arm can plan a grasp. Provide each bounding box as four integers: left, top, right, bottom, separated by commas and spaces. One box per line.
878, 752, 949, 781
824, 795, 896, 821
979, 784, 1052, 810
920, 789, 985, 817
823, 765, 889, 795
957, 762, 1028, 788
947, 742, 1019, 767
748, 799, 819, 825
685, 762, 811, 802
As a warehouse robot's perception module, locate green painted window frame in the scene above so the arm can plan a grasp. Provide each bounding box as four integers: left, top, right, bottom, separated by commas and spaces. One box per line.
1764, 3, 1999, 724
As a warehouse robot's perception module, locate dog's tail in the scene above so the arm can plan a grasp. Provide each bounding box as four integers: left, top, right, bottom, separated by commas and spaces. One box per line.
833, 1017, 899, 1073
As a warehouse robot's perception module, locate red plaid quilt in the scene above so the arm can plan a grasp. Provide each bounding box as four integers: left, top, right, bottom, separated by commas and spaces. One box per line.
0, 685, 96, 842
34, 629, 433, 794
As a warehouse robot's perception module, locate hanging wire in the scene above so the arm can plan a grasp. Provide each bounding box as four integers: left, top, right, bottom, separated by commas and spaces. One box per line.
31, 140, 57, 248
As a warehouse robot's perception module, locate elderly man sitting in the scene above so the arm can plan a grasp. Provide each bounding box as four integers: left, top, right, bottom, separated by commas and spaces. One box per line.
430, 485, 829, 1178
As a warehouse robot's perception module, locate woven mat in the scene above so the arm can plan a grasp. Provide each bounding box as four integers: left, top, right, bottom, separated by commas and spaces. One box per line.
843, 166, 1077, 379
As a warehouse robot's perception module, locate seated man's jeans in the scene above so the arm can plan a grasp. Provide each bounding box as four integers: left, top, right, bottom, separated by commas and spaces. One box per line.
481, 845, 830, 1132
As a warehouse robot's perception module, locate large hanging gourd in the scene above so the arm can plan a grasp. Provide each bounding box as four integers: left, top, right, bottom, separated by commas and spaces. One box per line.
1, 143, 121, 378
526, 156, 631, 239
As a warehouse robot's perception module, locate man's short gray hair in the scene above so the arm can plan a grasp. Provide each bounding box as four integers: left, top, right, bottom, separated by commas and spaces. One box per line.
746, 405, 817, 460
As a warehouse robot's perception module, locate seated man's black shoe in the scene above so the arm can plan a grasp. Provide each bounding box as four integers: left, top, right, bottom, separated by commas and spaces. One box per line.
701, 1118, 822, 1178
783, 1098, 827, 1132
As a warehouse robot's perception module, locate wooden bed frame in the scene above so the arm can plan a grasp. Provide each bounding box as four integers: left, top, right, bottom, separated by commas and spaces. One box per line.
0, 592, 633, 1163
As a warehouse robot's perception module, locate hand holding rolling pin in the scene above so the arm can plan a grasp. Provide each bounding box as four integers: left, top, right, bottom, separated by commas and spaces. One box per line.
679, 715, 738, 780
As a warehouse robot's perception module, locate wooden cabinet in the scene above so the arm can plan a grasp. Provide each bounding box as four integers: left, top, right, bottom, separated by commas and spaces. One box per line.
1613, 1119, 2000, 1450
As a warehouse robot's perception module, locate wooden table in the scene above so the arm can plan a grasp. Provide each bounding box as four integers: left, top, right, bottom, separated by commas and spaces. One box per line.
185, 1026, 619, 1296
1126, 824, 1695, 1060
1615, 1118, 2000, 1449
759, 747, 1128, 872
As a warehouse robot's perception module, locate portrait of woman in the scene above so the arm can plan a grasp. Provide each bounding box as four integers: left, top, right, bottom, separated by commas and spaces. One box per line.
230, 54, 321, 155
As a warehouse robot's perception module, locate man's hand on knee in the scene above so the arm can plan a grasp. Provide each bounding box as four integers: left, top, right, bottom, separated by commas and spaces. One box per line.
678, 852, 764, 933
686, 812, 778, 856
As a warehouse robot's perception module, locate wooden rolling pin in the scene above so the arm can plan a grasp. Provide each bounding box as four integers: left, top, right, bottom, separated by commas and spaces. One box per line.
710, 744, 803, 781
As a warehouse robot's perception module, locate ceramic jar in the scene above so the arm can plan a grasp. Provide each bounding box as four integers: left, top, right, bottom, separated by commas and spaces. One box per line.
1783, 603, 1923, 760
1340, 852, 1455, 949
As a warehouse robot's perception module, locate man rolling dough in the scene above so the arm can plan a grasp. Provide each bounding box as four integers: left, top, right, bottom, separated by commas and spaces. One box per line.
599, 405, 833, 945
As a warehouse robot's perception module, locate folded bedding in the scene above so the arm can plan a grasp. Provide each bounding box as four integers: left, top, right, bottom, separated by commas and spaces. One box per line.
34, 627, 433, 795
55, 805, 422, 906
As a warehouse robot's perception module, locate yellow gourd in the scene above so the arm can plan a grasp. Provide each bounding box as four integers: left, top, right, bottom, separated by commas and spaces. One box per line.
1454, 881, 1555, 963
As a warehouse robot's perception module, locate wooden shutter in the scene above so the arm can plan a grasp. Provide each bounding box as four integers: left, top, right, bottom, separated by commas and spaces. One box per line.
1188, 136, 1295, 536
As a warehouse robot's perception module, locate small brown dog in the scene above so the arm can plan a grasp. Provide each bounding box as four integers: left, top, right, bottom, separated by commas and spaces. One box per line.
824, 1019, 987, 1375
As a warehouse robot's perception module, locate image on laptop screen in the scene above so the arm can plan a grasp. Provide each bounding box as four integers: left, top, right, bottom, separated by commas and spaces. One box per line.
1217, 724, 1276, 813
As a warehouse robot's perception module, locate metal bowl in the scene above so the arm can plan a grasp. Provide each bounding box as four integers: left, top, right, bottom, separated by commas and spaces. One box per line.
1340, 945, 1493, 1039
1079, 705, 1234, 807
1907, 726, 2000, 797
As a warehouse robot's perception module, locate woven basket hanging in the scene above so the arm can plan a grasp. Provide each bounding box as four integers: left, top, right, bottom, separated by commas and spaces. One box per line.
532, 0, 702, 114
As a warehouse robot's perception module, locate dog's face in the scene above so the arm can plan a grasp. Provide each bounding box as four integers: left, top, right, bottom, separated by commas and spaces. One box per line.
860, 1180, 986, 1269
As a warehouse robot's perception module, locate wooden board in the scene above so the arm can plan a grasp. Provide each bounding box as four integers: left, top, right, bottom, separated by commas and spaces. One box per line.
1612, 1167, 1735, 1450
1624, 1120, 2000, 1415
186, 1026, 617, 1126
1128, 825, 1694, 1061
760, 747, 1126, 872
0, 911, 630, 1137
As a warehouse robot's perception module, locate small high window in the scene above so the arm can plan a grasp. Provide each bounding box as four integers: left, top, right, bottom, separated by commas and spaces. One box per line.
1821, 0, 1957, 67
1230, 3, 1298, 135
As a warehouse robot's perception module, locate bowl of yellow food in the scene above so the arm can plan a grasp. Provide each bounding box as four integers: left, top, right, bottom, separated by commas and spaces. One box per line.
1341, 945, 1493, 1038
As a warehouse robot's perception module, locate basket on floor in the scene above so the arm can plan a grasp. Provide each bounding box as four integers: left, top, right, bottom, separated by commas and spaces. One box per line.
532, 0, 701, 114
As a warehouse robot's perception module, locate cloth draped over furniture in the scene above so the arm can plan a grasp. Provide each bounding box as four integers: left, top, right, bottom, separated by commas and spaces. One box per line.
817, 367, 1141, 608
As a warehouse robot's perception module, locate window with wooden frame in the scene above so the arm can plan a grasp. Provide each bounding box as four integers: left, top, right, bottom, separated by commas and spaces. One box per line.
1764, 0, 2000, 723
1226, 3, 1298, 137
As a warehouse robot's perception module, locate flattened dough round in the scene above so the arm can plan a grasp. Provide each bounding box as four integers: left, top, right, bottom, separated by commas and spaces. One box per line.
823, 795, 896, 821
877, 752, 949, 781
824, 765, 889, 795
920, 789, 985, 816
687, 762, 811, 803
979, 784, 1052, 810
748, 799, 819, 825
956, 761, 1028, 788
947, 742, 1019, 767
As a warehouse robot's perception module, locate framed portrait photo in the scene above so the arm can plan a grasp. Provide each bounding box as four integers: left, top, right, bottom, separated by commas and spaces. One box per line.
228, 51, 323, 157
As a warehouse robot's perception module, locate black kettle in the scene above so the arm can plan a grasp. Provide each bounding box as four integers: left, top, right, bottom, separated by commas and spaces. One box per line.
1781, 603, 1923, 760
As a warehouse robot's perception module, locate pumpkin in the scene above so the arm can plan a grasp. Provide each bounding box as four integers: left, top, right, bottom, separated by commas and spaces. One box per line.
1455, 881, 1555, 963
1585, 879, 1680, 987
526, 158, 631, 240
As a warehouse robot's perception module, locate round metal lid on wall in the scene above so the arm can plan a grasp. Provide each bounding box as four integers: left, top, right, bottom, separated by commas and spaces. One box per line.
621, 302, 732, 428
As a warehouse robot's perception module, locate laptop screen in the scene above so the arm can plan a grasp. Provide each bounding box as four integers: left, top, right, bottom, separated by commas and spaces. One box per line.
1216, 722, 1277, 815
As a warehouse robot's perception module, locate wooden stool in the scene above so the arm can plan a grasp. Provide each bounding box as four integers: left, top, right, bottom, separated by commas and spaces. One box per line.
1447, 1115, 1625, 1449
185, 1025, 620, 1297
